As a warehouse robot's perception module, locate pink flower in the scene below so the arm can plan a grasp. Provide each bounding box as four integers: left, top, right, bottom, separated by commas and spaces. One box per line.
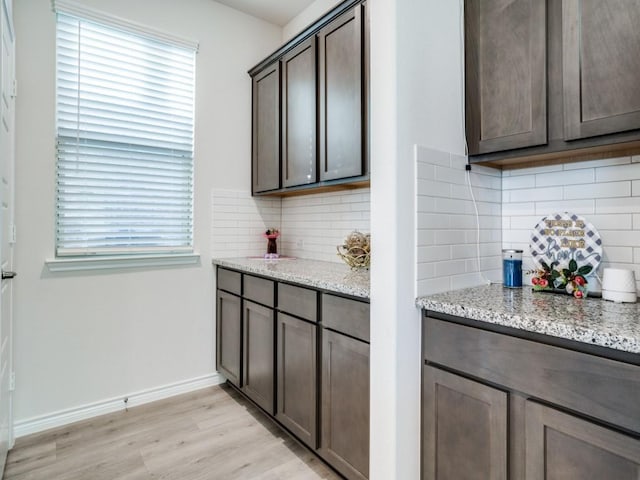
538, 278, 549, 288
531, 277, 540, 286
574, 290, 584, 299
574, 276, 586, 286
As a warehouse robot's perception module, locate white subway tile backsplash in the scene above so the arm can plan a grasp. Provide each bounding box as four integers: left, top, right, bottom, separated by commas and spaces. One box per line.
417, 245, 451, 262
601, 246, 634, 263
509, 215, 543, 230
416, 147, 502, 296
434, 230, 469, 245
506, 164, 563, 176
417, 213, 451, 229
563, 156, 631, 170
536, 168, 594, 187
434, 259, 468, 277
564, 181, 631, 200
599, 230, 640, 247
417, 162, 436, 180
585, 214, 633, 230
211, 189, 281, 258
595, 162, 640, 182
596, 197, 640, 214
510, 186, 563, 202
450, 154, 468, 171
535, 199, 595, 215
418, 179, 452, 198
503, 175, 536, 190
502, 158, 640, 288
503, 202, 535, 216
211, 188, 370, 263
282, 189, 370, 262
435, 165, 467, 185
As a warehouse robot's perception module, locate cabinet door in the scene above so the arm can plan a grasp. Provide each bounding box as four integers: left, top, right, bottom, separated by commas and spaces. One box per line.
242, 300, 275, 414
319, 328, 369, 480
318, 3, 365, 181
216, 290, 242, 387
282, 38, 316, 188
252, 62, 280, 193
276, 313, 317, 448
422, 366, 507, 480
525, 401, 640, 479
465, 0, 547, 154
563, 1, 640, 140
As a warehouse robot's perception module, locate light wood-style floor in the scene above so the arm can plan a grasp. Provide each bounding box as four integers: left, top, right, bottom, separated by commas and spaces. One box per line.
3, 383, 341, 480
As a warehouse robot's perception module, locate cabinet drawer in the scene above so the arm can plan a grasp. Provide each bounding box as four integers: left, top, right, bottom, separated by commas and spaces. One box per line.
424, 316, 640, 434
278, 283, 318, 322
322, 294, 369, 343
217, 268, 241, 296
244, 275, 275, 307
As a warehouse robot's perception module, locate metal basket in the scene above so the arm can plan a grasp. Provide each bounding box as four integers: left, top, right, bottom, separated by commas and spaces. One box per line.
337, 245, 371, 270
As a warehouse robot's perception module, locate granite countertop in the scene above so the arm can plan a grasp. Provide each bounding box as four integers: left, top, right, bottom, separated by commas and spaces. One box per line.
416, 284, 640, 354
212, 257, 370, 299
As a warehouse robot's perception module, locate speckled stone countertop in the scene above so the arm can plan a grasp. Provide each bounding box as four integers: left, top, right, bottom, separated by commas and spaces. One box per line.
416, 284, 640, 354
213, 257, 369, 299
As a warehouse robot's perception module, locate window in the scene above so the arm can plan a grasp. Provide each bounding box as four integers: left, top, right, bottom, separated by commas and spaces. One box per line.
55, 7, 196, 257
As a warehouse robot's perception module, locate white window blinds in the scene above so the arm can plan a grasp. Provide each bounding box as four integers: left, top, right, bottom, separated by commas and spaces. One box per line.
55, 12, 196, 256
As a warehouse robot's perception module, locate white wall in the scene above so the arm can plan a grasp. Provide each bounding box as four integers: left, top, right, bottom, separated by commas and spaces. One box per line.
369, 0, 464, 477
282, 0, 341, 41
13, 0, 281, 429
502, 155, 640, 292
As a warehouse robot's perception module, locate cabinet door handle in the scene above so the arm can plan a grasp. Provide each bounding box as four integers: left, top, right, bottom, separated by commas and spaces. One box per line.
1, 271, 17, 280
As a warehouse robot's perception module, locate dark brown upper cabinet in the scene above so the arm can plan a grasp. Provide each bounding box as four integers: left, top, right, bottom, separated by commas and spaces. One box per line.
465, 0, 547, 155
318, 4, 365, 181
252, 62, 280, 194
466, 0, 640, 168
282, 38, 317, 188
248, 0, 369, 196
562, 0, 640, 140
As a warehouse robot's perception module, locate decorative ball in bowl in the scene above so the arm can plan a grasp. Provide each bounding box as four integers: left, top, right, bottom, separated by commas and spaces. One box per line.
337, 231, 370, 270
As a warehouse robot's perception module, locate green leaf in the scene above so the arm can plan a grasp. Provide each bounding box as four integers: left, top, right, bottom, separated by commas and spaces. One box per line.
569, 259, 578, 272
562, 269, 572, 278
551, 270, 561, 279
540, 261, 550, 271
577, 265, 593, 275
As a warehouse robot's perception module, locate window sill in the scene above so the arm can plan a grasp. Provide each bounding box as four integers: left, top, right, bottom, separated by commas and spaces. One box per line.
45, 253, 201, 273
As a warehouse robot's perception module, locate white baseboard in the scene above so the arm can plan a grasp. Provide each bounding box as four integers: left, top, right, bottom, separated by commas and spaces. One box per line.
14, 373, 225, 439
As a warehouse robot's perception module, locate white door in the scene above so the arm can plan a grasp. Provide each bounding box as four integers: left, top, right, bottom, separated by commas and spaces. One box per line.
0, 0, 15, 470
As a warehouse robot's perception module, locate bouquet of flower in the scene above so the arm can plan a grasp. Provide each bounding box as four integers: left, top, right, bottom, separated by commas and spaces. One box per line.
529, 259, 592, 298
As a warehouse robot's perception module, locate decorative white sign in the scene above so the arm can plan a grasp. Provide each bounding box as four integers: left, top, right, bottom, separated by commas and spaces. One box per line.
529, 212, 602, 272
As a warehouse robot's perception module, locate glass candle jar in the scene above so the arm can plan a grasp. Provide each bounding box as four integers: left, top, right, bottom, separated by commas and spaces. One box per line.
502, 249, 523, 288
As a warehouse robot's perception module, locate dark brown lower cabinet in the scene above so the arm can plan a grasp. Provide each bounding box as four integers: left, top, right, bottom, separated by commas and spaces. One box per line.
216, 290, 242, 387
320, 328, 369, 480
422, 366, 507, 480
276, 313, 317, 448
525, 401, 640, 480
422, 313, 640, 480
242, 300, 275, 414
